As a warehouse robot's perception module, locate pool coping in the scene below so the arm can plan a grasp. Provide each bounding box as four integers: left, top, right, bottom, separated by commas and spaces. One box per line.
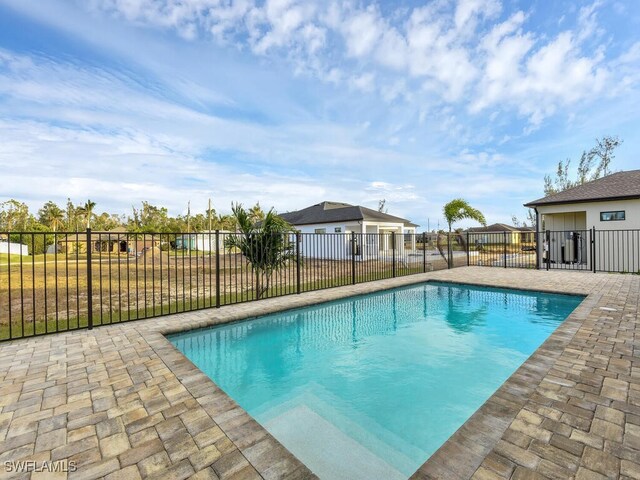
144, 271, 599, 480
3, 267, 636, 479
409, 280, 599, 479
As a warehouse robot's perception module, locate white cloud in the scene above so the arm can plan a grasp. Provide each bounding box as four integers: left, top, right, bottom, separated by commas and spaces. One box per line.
471, 6, 610, 125
76, 0, 638, 124
342, 6, 384, 58
349, 72, 375, 92
2, 0, 640, 226
454, 0, 501, 33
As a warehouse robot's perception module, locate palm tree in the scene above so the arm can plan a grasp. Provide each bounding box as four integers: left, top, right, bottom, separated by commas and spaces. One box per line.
248, 202, 265, 224
46, 206, 64, 232
38, 201, 65, 232
78, 199, 96, 229
440, 198, 486, 267
225, 203, 295, 299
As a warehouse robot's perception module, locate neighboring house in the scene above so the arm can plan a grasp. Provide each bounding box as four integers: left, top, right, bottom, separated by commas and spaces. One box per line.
94, 227, 128, 253
277, 201, 418, 259
525, 169, 640, 271
0, 237, 29, 256
176, 231, 230, 251
53, 227, 160, 255
466, 223, 535, 244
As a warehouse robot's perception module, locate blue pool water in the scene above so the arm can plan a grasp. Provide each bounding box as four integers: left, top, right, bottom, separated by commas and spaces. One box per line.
170, 282, 583, 479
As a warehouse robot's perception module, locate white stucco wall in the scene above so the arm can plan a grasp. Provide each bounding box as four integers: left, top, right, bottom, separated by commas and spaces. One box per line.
537, 199, 640, 230
294, 223, 354, 259
0, 242, 29, 256
292, 222, 414, 259
536, 198, 640, 272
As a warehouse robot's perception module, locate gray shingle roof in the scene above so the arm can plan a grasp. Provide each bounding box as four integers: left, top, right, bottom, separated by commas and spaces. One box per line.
525, 170, 640, 207
278, 201, 418, 227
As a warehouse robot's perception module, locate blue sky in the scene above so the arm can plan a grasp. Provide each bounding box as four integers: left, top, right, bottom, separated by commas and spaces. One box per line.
0, 0, 638, 229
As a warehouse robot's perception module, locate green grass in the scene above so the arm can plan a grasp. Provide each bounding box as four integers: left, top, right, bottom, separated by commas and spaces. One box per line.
0, 253, 50, 266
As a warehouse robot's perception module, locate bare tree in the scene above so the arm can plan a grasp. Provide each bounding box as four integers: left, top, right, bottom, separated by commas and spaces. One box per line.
544, 135, 622, 195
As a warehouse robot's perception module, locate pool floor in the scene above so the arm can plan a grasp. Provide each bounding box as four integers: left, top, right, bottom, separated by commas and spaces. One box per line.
170, 282, 583, 479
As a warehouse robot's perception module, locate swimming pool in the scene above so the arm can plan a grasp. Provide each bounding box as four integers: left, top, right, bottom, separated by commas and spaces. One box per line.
170, 282, 583, 479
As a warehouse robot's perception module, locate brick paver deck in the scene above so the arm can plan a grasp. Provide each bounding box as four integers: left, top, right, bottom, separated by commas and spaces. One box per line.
0, 268, 638, 479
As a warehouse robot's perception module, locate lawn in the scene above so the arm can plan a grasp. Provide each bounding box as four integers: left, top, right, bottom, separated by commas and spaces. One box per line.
0, 250, 461, 341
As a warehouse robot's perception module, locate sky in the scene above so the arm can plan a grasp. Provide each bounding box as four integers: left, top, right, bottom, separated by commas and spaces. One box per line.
0, 0, 639, 230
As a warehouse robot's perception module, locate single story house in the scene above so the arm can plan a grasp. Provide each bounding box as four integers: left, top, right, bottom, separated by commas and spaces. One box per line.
176, 231, 231, 252
51, 227, 160, 255
277, 201, 418, 259
466, 223, 536, 245
525, 169, 640, 272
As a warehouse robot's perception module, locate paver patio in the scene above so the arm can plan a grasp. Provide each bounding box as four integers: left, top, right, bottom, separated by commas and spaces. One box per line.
0, 267, 638, 479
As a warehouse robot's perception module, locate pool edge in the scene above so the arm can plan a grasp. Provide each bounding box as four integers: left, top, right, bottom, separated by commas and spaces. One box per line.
147, 270, 596, 480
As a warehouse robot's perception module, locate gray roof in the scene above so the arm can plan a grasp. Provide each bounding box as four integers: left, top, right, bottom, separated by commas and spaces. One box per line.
525, 170, 640, 207
467, 223, 534, 233
278, 201, 418, 227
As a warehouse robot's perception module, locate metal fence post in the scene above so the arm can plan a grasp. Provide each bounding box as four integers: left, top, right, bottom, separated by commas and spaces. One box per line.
591, 226, 596, 273
545, 230, 550, 271
351, 232, 356, 285
296, 232, 301, 294
466, 232, 470, 266
503, 231, 507, 268
447, 234, 452, 269
392, 232, 396, 277
422, 232, 426, 273
535, 231, 539, 270
86, 228, 93, 330
215, 230, 221, 307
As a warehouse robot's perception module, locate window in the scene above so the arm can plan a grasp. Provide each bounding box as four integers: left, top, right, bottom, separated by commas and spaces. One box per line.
334, 227, 342, 233
314, 228, 326, 234
600, 211, 625, 221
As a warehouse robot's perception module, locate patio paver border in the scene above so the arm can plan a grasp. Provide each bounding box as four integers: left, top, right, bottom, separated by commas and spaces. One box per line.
0, 267, 638, 480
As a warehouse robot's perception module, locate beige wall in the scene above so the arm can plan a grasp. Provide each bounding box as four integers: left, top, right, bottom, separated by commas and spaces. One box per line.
538, 199, 640, 230
537, 199, 640, 272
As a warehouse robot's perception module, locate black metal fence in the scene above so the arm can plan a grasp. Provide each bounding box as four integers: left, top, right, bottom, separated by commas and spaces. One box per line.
468, 228, 640, 274
3, 228, 638, 342
467, 231, 538, 269
0, 230, 466, 341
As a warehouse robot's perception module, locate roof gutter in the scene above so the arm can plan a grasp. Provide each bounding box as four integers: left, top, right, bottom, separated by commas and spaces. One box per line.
524, 194, 640, 208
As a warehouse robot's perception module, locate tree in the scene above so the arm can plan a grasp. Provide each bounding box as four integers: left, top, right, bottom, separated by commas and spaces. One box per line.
93, 212, 123, 231
590, 135, 621, 178
248, 202, 265, 224
511, 215, 522, 228
225, 203, 296, 299
76, 200, 96, 229
65, 198, 83, 231
206, 200, 216, 231
128, 202, 171, 232
0, 200, 33, 231
544, 136, 622, 195
38, 201, 65, 232
439, 199, 486, 267
217, 214, 237, 231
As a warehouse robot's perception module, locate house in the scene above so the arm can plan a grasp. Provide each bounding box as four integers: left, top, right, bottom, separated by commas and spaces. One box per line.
466, 223, 536, 245
277, 201, 418, 259
525, 169, 640, 271
93, 227, 129, 253
0, 236, 29, 256
176, 231, 230, 251
52, 227, 160, 255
